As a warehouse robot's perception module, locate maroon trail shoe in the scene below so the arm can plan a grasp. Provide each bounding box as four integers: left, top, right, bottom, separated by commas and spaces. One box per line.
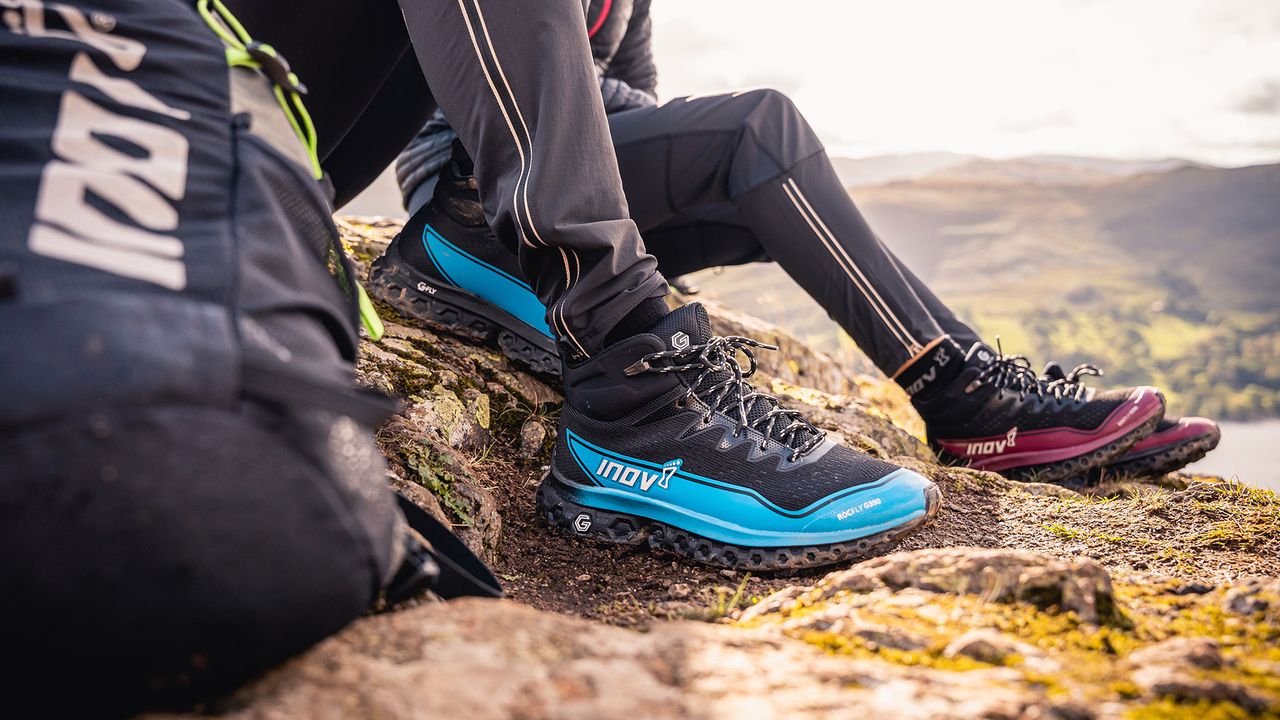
913, 344, 1166, 483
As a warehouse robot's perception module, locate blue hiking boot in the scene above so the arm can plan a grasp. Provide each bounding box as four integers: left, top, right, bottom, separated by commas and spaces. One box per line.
367, 169, 561, 377
537, 303, 941, 571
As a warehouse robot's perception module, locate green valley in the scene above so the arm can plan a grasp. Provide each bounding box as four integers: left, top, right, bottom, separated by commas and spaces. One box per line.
684, 158, 1280, 420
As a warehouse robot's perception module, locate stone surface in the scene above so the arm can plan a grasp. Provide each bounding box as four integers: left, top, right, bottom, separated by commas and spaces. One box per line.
518, 418, 549, 459
1222, 577, 1280, 615
943, 630, 1049, 668
150, 599, 1083, 720
747, 547, 1120, 624
1127, 638, 1224, 671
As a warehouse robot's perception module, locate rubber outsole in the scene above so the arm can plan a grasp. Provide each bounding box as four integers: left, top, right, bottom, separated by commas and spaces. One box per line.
535, 474, 943, 572
1082, 428, 1222, 485
368, 254, 562, 378
1007, 405, 1164, 484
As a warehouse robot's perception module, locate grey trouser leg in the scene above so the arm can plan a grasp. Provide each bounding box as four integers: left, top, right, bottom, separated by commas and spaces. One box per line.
608, 90, 982, 376
226, 0, 668, 358
639, 202, 982, 355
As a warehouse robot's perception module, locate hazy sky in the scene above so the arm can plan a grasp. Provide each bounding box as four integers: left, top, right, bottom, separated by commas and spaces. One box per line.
649, 0, 1280, 166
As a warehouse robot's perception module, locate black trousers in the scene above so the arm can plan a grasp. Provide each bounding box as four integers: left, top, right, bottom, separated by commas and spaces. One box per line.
608, 90, 982, 376
226, 0, 667, 359
410, 90, 983, 376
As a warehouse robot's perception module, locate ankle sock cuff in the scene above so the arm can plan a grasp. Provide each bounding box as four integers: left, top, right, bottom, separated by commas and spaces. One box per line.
895, 336, 965, 400
604, 297, 670, 348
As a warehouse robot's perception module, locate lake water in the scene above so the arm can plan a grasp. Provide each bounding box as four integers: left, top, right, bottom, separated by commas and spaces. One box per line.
1185, 419, 1280, 491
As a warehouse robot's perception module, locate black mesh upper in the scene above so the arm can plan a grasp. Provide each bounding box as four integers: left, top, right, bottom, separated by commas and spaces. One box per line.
920, 363, 1136, 438
558, 303, 903, 512
558, 400, 902, 513
395, 199, 525, 282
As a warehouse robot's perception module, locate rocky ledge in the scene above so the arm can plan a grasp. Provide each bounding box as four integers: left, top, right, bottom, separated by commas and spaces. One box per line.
152, 218, 1280, 720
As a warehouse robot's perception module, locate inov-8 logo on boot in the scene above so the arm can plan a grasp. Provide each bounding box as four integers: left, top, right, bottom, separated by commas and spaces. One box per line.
966, 427, 1018, 456
594, 457, 682, 492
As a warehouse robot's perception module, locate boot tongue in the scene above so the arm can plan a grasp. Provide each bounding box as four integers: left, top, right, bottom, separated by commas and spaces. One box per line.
1040, 361, 1067, 381
649, 302, 712, 353
653, 304, 819, 451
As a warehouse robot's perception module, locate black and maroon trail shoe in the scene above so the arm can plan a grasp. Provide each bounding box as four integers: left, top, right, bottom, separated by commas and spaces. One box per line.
914, 344, 1166, 483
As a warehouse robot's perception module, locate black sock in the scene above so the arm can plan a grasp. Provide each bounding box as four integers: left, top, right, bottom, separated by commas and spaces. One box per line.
604, 296, 670, 347
896, 336, 965, 400
449, 138, 475, 177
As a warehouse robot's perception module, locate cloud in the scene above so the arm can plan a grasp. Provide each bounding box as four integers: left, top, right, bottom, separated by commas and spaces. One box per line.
998, 111, 1077, 134
649, 0, 1280, 165
1236, 80, 1280, 115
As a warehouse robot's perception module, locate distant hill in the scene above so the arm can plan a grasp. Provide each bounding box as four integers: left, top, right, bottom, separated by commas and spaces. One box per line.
830, 152, 974, 187
685, 157, 1280, 419
830, 152, 1204, 188
923, 155, 1206, 186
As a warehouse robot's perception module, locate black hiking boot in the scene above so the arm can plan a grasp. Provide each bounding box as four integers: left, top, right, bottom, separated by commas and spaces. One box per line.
367, 162, 560, 377
536, 303, 941, 572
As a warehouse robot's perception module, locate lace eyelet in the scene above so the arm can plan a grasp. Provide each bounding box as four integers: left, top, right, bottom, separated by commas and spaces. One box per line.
758, 443, 768, 452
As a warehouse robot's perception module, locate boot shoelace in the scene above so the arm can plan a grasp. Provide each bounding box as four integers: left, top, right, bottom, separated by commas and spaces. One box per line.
968, 340, 1102, 403
625, 336, 826, 461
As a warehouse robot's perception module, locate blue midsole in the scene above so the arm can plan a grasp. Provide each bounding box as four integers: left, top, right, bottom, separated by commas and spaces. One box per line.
546, 467, 933, 548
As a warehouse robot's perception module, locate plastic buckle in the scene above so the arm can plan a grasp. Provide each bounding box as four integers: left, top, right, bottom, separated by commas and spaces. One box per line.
245, 41, 308, 95
384, 534, 442, 605
622, 358, 651, 376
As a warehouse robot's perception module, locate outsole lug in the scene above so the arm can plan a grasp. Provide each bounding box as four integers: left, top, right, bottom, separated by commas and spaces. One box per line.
1071, 429, 1222, 486
368, 255, 563, 379
536, 476, 943, 572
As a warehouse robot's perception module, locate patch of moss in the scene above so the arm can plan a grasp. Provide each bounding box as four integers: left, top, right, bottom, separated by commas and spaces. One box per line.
756, 581, 1280, 712
801, 629, 994, 672
1041, 522, 1153, 548
1123, 698, 1264, 720
473, 392, 491, 430
1190, 519, 1276, 550
1043, 522, 1084, 540
364, 354, 440, 399
406, 448, 475, 527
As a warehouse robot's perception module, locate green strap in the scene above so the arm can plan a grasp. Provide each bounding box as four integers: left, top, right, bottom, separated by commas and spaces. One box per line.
196, 0, 321, 179
196, 0, 384, 342
357, 283, 385, 341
